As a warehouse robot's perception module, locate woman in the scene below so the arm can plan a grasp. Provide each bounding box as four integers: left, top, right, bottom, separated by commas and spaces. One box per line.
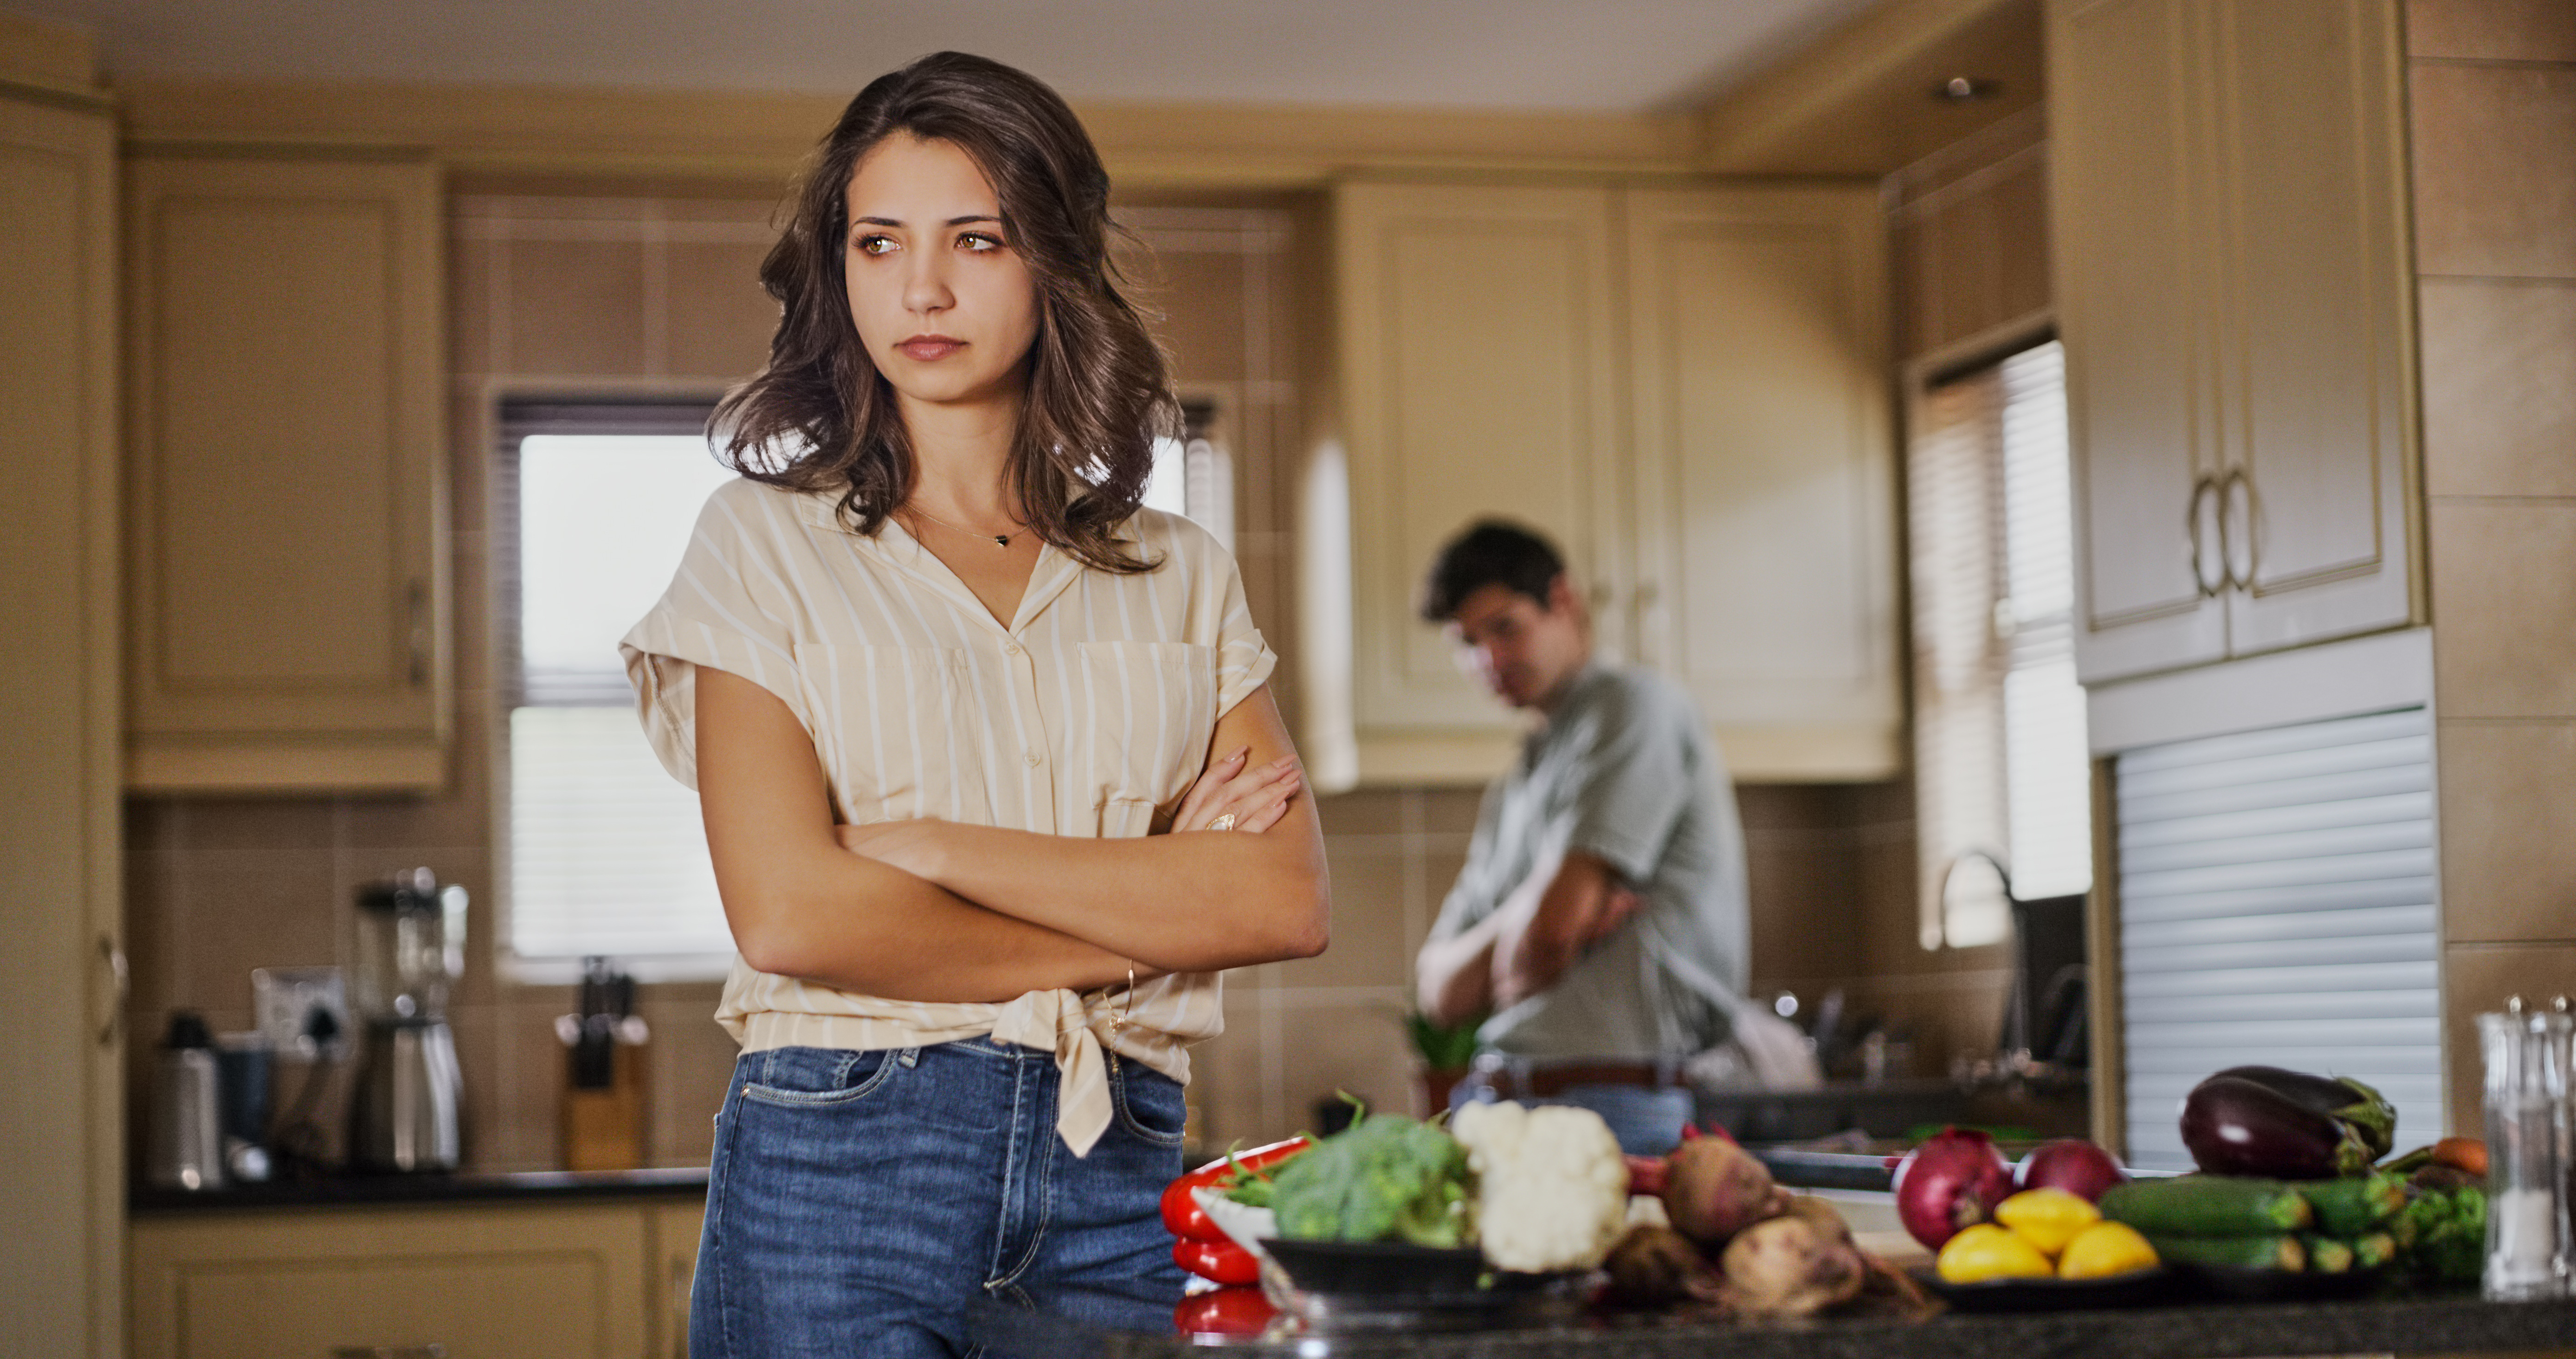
619, 52, 1330, 1357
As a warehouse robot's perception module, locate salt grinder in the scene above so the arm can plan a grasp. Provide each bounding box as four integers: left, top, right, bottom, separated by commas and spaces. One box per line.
2480, 995, 2572, 1301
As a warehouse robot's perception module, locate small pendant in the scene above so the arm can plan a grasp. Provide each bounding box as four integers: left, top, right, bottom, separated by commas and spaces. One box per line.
994, 535, 1010, 548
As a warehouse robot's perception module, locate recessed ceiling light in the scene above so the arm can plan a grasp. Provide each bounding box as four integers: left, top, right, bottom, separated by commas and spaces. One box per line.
1937, 77, 2001, 101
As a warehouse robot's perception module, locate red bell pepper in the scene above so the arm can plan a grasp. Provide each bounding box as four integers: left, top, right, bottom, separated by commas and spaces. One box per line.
1157, 1135, 1312, 1241
1172, 1236, 1262, 1287
1173, 1286, 1276, 1336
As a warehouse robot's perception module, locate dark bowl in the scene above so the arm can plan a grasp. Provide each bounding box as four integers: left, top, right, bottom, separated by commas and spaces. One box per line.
2182, 1264, 2387, 1302
1911, 1265, 2181, 1313
1262, 1239, 1488, 1297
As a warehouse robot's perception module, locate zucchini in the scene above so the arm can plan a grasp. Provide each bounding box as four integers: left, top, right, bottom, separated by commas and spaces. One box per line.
2296, 1173, 2406, 1236
2149, 1233, 2308, 1272
2101, 1176, 2315, 1235
2351, 1231, 2397, 1271
2300, 1235, 2355, 1274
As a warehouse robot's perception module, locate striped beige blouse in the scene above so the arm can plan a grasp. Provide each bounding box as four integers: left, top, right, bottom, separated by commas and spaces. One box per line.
620, 477, 1275, 1154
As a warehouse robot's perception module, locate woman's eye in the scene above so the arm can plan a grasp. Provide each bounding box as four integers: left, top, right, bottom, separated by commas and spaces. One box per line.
854, 234, 896, 256
958, 233, 1003, 253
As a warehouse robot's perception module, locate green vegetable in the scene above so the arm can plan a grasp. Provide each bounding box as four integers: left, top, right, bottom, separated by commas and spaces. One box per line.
1269, 1111, 1476, 1248
2147, 1233, 2308, 1272
2299, 1235, 2355, 1274
2395, 1184, 2487, 1284
1405, 1011, 1485, 1071
2101, 1177, 2315, 1236
2296, 1173, 2406, 1236
2350, 1231, 2397, 1271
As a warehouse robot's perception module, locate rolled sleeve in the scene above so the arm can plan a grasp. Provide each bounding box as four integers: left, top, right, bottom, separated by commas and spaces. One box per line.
1561, 677, 1694, 886
618, 481, 815, 790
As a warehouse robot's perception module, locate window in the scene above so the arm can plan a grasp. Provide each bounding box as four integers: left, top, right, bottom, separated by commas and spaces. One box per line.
498, 398, 1233, 974
1908, 340, 2092, 948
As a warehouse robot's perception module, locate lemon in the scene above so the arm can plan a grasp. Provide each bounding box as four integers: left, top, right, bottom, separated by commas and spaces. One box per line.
1993, 1186, 2102, 1256
1936, 1223, 2056, 1284
2057, 1220, 2159, 1279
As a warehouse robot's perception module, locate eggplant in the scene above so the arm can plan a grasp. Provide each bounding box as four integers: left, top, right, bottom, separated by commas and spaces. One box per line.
2208, 1065, 2396, 1159
2181, 1074, 2380, 1178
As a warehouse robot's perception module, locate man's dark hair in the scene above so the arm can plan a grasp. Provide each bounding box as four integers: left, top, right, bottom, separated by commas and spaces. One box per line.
1419, 520, 1566, 623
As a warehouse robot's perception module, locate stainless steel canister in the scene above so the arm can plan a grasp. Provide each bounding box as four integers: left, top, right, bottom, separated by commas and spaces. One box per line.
146, 1010, 225, 1192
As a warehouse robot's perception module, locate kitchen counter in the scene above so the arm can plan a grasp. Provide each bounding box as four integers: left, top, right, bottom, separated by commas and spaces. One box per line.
129, 1165, 709, 1213
967, 1290, 2576, 1358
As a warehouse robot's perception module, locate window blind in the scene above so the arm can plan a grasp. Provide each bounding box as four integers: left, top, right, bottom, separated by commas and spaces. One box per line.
1908, 340, 2090, 948
2115, 706, 2443, 1169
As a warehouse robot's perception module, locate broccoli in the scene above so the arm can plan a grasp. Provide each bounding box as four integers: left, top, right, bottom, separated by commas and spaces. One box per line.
2395, 1183, 2487, 1285
1269, 1111, 1477, 1248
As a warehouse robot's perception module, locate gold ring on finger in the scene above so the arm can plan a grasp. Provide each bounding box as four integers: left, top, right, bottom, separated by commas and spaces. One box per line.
1207, 813, 1238, 832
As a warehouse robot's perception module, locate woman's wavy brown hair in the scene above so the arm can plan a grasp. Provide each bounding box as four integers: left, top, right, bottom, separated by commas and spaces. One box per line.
715, 51, 1175, 572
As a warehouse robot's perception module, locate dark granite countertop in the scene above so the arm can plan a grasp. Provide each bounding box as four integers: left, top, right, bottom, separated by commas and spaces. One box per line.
129, 1165, 710, 1213
966, 1291, 2576, 1358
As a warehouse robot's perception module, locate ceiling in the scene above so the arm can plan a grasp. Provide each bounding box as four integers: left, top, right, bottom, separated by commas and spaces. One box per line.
26, 0, 1888, 112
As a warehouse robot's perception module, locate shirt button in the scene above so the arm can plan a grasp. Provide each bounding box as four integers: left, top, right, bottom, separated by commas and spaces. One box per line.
1004, 642, 1024, 657
1025, 752, 1043, 767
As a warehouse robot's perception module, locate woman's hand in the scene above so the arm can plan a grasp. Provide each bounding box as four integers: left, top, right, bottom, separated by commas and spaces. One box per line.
1167, 745, 1303, 836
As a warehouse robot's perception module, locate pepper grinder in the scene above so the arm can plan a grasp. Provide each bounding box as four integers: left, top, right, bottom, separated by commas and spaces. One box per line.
2480, 996, 2571, 1301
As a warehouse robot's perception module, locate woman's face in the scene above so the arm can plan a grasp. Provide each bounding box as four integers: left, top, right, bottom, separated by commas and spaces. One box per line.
842, 134, 1041, 410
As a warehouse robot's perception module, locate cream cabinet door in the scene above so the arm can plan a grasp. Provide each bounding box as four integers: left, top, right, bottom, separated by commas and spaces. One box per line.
1333, 181, 1625, 781
2052, 0, 2230, 684
2208, 0, 2418, 654
0, 83, 124, 1359
1622, 186, 1899, 778
130, 1204, 651, 1359
124, 154, 449, 791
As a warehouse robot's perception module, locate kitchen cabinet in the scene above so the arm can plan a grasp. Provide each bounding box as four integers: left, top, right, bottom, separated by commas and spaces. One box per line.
0, 62, 125, 1359
1330, 179, 1896, 783
2050, 0, 2418, 685
123, 152, 451, 791
130, 1203, 652, 1359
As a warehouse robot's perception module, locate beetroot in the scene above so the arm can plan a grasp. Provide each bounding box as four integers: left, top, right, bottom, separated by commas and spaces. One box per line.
1891, 1127, 2015, 1250
2014, 1139, 2128, 1202
1661, 1134, 1789, 1247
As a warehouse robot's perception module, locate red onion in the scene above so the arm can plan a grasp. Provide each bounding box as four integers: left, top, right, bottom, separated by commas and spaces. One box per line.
1890, 1127, 2015, 1250
2013, 1139, 2129, 1202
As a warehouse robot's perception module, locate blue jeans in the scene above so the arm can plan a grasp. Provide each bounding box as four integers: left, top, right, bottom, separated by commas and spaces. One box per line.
690, 1041, 1188, 1358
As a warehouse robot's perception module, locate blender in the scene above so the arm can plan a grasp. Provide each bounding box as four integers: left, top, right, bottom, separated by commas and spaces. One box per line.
348, 867, 467, 1172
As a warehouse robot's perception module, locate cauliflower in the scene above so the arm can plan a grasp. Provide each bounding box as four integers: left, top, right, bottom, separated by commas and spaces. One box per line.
1450, 1101, 1630, 1273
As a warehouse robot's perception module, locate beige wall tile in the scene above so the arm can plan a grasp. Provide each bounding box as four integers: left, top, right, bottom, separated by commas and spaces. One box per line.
1143, 250, 1250, 385
662, 240, 776, 381
2409, 0, 2576, 62
177, 853, 339, 1018
2429, 501, 2576, 718
1280, 839, 1410, 990
339, 698, 495, 853
2410, 64, 2576, 279
505, 238, 648, 376
1190, 994, 1273, 1148
1745, 840, 1865, 987
1419, 788, 1484, 833
2444, 942, 2576, 1137
1312, 789, 1409, 836
2420, 279, 2576, 496
169, 797, 337, 852
1274, 998, 1415, 1134
2438, 719, 2576, 942
641, 987, 736, 1168
1415, 843, 1470, 957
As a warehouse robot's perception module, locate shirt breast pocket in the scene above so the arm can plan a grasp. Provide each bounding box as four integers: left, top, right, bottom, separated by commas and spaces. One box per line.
1074, 640, 1220, 839
792, 643, 988, 825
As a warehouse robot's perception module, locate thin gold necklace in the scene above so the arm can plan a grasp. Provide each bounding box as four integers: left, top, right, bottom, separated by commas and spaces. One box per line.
905, 504, 1024, 548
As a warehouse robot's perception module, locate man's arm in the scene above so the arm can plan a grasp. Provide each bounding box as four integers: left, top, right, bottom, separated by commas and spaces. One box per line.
1487, 851, 1640, 1008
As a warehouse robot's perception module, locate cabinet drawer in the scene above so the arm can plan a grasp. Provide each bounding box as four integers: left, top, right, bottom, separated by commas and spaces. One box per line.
132, 1205, 649, 1359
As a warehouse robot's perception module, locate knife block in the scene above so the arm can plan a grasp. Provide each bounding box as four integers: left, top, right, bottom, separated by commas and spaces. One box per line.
562, 1036, 648, 1171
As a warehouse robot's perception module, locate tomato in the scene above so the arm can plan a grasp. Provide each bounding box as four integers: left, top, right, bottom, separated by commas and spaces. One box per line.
1172, 1236, 1261, 1286
1173, 1286, 1276, 1336
1157, 1136, 1312, 1241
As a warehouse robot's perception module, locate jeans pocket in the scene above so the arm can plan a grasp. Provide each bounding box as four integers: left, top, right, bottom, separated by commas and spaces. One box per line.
1110, 1059, 1188, 1147
738, 1046, 899, 1108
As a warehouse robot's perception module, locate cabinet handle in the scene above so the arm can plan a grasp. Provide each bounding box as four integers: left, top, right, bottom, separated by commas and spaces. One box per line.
97, 933, 127, 1048
2186, 475, 2227, 598
2219, 468, 2258, 591
406, 579, 429, 688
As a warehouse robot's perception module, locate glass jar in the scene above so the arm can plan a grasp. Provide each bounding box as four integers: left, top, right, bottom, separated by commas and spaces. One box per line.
2481, 998, 2572, 1301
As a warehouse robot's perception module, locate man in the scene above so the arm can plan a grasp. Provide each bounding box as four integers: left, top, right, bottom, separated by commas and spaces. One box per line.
1412, 520, 1751, 1153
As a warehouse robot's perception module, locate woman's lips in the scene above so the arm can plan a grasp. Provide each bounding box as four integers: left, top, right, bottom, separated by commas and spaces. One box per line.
896, 336, 964, 361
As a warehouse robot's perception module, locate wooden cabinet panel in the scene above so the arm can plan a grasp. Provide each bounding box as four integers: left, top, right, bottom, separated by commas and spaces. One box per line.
0, 85, 123, 1359
2053, 0, 2229, 683
1625, 186, 1900, 776
2211, 0, 2418, 653
131, 1205, 650, 1359
124, 154, 448, 790
649, 1203, 704, 1359
1334, 181, 1623, 776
